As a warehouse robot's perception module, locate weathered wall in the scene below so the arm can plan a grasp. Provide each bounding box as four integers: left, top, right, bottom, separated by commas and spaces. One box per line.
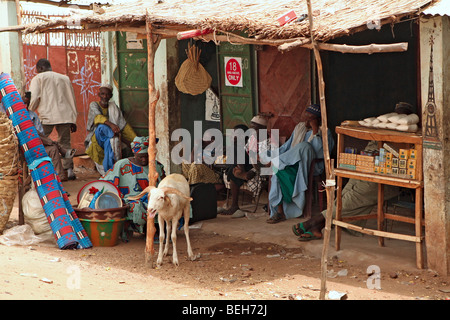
420, 15, 450, 274
101, 32, 173, 174
0, 0, 23, 92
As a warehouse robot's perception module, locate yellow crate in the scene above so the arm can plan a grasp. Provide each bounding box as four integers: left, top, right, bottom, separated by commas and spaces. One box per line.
407, 168, 416, 179
409, 149, 417, 159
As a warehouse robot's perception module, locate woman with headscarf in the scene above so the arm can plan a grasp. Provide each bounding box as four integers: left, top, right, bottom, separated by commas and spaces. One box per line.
266, 104, 334, 223
85, 84, 137, 175
100, 136, 165, 239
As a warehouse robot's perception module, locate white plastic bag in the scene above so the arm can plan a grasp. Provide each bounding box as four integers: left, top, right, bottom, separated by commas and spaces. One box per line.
0, 224, 54, 246
22, 189, 51, 235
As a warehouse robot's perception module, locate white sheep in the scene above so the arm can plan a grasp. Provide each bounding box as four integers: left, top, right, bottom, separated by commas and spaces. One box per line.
130, 173, 195, 267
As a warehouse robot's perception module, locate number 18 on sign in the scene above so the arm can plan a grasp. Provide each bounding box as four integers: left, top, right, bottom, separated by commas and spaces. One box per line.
225, 57, 243, 87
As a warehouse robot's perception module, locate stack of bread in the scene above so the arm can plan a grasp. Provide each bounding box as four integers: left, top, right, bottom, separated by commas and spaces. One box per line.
358, 112, 419, 132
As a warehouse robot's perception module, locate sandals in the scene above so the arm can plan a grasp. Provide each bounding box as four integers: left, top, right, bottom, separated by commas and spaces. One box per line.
219, 207, 238, 215
297, 231, 322, 242
266, 213, 286, 224
292, 222, 307, 236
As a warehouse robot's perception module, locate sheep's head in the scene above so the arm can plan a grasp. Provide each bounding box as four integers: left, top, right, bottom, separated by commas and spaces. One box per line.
147, 188, 166, 218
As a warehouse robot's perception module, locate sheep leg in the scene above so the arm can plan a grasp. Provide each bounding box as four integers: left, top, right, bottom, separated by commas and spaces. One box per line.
163, 218, 171, 257
156, 216, 165, 267
170, 218, 179, 266
183, 203, 195, 260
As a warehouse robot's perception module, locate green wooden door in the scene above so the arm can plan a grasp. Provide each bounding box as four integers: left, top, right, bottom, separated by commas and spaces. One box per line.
217, 43, 255, 131
115, 32, 149, 137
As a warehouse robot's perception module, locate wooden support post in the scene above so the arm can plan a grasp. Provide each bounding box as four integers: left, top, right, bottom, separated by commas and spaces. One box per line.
145, 11, 161, 267
304, 0, 335, 300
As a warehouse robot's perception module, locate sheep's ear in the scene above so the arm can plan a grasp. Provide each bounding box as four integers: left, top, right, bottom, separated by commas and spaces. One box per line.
160, 187, 192, 201
164, 196, 172, 207
128, 186, 155, 200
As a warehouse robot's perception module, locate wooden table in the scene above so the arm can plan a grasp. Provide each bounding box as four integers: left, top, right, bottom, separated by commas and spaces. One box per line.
333, 125, 424, 269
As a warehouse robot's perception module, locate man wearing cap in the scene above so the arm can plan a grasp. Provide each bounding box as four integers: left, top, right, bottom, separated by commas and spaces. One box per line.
267, 104, 334, 224
220, 115, 272, 216
291, 103, 414, 240
85, 84, 137, 175
29, 58, 78, 180
101, 136, 165, 240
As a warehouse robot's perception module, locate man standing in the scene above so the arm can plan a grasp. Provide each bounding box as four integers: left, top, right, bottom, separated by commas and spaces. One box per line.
29, 58, 78, 180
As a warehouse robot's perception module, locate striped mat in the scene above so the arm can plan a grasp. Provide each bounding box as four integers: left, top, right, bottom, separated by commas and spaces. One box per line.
0, 73, 92, 249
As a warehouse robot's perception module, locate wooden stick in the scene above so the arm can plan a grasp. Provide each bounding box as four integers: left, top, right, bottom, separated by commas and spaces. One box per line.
145, 10, 161, 267
304, 0, 335, 301
14, 0, 25, 95
280, 41, 408, 54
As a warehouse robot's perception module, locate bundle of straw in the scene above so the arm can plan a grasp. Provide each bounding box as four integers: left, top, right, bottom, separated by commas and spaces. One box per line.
0, 113, 18, 233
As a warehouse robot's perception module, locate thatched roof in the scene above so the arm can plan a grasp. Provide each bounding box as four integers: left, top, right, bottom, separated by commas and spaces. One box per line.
18, 0, 437, 41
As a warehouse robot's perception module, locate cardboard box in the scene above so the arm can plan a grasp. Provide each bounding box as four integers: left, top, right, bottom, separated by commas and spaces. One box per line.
386, 152, 392, 161
386, 160, 392, 169
374, 166, 379, 173
392, 158, 399, 167
386, 168, 392, 175
399, 168, 407, 176
407, 159, 416, 169
409, 149, 417, 159
407, 168, 416, 179
392, 167, 399, 175
399, 149, 409, 159
399, 159, 407, 169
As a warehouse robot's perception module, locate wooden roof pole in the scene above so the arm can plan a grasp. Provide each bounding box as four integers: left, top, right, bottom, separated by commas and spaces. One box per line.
145, 10, 161, 267
305, 0, 336, 301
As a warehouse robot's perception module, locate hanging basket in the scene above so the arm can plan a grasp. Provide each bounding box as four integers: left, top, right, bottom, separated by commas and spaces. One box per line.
175, 43, 212, 96
0, 113, 18, 234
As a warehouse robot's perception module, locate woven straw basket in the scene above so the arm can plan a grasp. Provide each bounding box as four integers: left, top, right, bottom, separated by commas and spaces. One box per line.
175, 43, 212, 96
0, 113, 18, 234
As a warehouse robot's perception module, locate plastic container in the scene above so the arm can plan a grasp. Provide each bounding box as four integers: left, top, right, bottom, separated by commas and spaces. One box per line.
95, 191, 122, 209
79, 218, 126, 247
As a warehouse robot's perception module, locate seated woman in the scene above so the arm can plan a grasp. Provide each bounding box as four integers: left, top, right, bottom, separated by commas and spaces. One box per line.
181, 131, 222, 187
266, 104, 334, 224
85, 84, 137, 175
100, 136, 165, 240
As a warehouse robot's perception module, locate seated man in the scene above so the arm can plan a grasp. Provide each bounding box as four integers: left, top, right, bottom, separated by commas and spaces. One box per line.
85, 84, 137, 175
266, 104, 334, 224
23, 92, 75, 182
100, 136, 165, 241
220, 115, 271, 216
291, 103, 414, 240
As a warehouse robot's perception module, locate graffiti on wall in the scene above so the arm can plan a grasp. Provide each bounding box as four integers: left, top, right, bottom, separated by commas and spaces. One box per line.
423, 34, 442, 150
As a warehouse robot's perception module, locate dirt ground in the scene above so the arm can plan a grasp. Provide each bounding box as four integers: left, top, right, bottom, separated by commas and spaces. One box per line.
1, 164, 450, 301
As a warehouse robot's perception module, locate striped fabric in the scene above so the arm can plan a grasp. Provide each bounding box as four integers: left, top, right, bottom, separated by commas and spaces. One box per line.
0, 73, 92, 249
